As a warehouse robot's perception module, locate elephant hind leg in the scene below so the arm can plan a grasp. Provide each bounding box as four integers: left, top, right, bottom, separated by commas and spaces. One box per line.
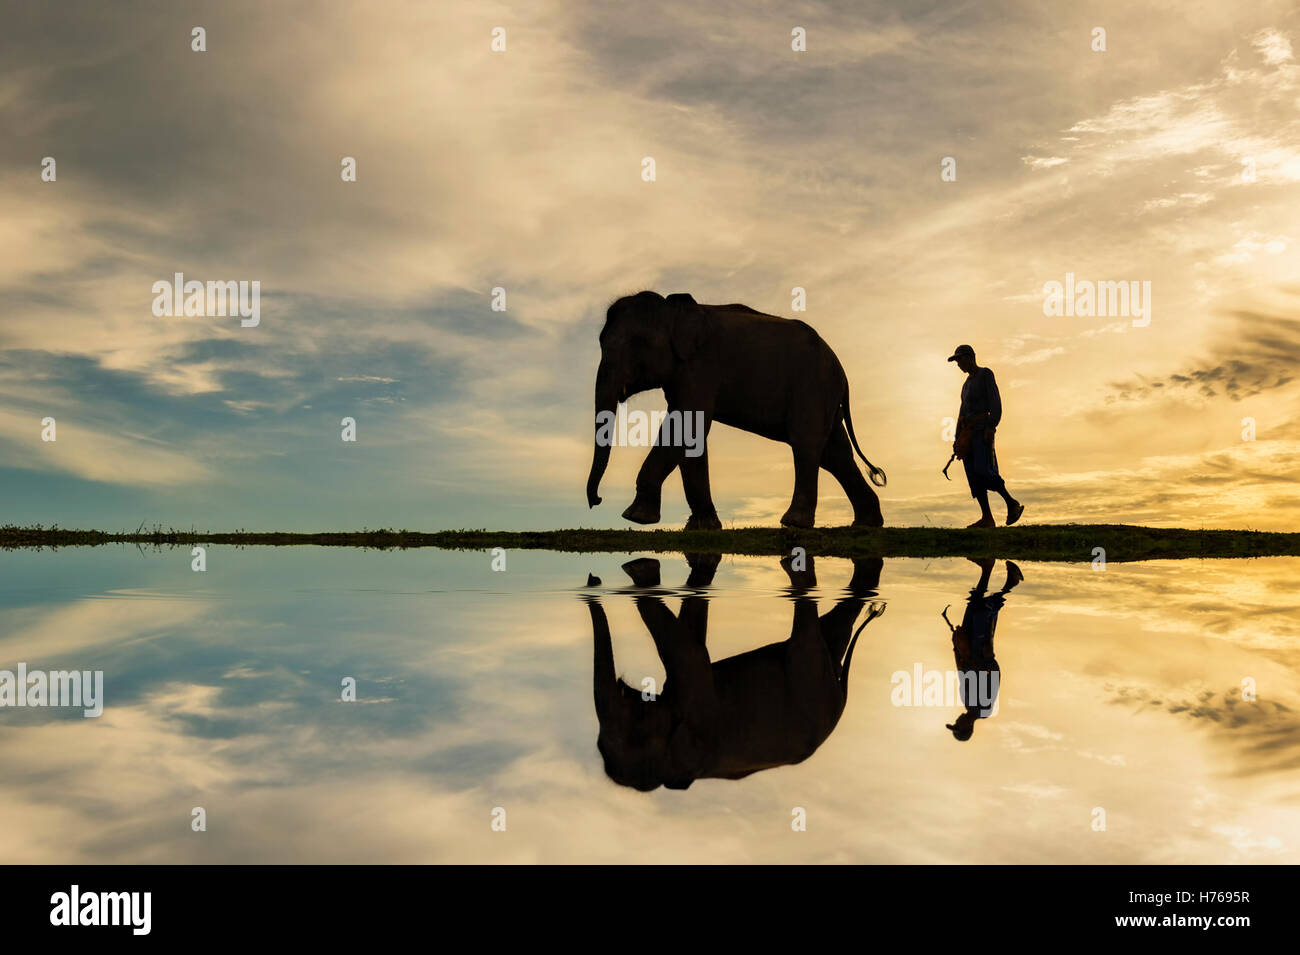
821, 425, 883, 526
680, 444, 721, 530
780, 443, 821, 528
818, 599, 865, 675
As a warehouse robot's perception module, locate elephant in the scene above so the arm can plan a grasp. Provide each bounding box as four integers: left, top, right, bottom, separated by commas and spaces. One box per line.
584, 290, 886, 529
581, 553, 886, 791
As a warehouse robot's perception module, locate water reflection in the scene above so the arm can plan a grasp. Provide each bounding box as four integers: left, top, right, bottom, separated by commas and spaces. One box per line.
584, 554, 885, 790
942, 558, 1023, 742
2, 547, 1299, 863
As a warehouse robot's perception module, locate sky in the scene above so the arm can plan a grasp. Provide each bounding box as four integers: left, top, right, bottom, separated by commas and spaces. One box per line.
3, 0, 1300, 531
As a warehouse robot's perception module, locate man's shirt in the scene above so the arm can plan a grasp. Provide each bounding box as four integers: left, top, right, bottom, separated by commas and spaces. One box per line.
959, 365, 1002, 430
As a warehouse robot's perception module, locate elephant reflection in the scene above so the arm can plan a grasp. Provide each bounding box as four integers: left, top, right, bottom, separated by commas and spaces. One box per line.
582, 554, 885, 791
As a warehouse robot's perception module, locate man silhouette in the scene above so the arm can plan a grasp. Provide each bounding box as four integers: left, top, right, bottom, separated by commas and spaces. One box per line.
943, 558, 1023, 741
948, 344, 1024, 528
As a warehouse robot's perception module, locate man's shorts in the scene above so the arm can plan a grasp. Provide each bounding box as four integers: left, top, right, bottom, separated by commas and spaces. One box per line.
963, 430, 1006, 497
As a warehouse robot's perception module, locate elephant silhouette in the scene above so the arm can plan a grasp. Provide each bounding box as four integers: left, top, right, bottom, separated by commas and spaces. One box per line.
585, 291, 886, 529
582, 553, 885, 790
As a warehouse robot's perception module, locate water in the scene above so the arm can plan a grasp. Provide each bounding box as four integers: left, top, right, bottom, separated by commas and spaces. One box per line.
1, 547, 1297, 863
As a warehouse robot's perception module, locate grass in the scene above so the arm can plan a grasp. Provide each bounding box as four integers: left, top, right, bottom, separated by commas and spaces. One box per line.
2, 522, 1299, 562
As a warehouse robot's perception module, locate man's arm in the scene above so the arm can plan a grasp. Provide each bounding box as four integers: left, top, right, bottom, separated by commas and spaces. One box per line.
984, 369, 1002, 430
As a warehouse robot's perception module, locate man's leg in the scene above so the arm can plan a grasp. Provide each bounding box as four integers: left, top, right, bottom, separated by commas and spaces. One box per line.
987, 468, 1017, 512
991, 475, 1022, 523
967, 556, 995, 593
978, 435, 1023, 525
964, 439, 996, 528
1001, 488, 1024, 525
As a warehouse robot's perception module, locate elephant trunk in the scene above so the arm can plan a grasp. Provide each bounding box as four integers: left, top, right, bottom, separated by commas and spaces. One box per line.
586, 362, 620, 507
588, 601, 617, 717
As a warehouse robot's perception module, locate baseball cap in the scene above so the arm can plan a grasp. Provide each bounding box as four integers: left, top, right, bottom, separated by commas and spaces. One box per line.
947, 344, 975, 362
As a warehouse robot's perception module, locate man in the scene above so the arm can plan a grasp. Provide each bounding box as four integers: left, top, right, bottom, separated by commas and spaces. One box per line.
948, 344, 1024, 528
942, 558, 1023, 741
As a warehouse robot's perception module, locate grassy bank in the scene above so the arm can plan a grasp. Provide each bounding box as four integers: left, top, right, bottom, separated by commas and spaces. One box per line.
2, 523, 1297, 562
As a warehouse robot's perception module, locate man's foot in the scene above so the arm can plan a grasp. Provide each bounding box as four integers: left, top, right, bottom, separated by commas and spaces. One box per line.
1003, 560, 1024, 590
966, 516, 995, 529
1006, 501, 1025, 526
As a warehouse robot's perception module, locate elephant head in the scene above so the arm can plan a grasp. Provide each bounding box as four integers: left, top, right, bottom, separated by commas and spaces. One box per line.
586, 291, 706, 508
587, 595, 712, 791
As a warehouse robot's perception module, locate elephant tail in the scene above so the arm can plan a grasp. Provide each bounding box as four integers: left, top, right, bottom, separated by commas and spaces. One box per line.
841, 384, 887, 487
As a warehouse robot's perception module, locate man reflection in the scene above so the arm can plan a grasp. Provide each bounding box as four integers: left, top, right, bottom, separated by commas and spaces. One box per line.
581, 554, 885, 790
942, 558, 1023, 741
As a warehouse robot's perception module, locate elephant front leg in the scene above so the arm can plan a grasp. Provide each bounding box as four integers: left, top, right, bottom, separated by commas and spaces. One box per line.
623, 442, 681, 524
681, 440, 721, 530
624, 408, 712, 526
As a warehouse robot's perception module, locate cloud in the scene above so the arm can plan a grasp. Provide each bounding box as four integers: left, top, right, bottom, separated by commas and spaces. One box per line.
1005, 346, 1065, 365
0, 407, 207, 487
1253, 28, 1294, 66
1108, 305, 1300, 403
1109, 681, 1300, 778
3, 4, 1300, 531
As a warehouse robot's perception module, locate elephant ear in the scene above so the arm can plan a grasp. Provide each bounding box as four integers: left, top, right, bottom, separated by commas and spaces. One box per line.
665, 292, 706, 361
